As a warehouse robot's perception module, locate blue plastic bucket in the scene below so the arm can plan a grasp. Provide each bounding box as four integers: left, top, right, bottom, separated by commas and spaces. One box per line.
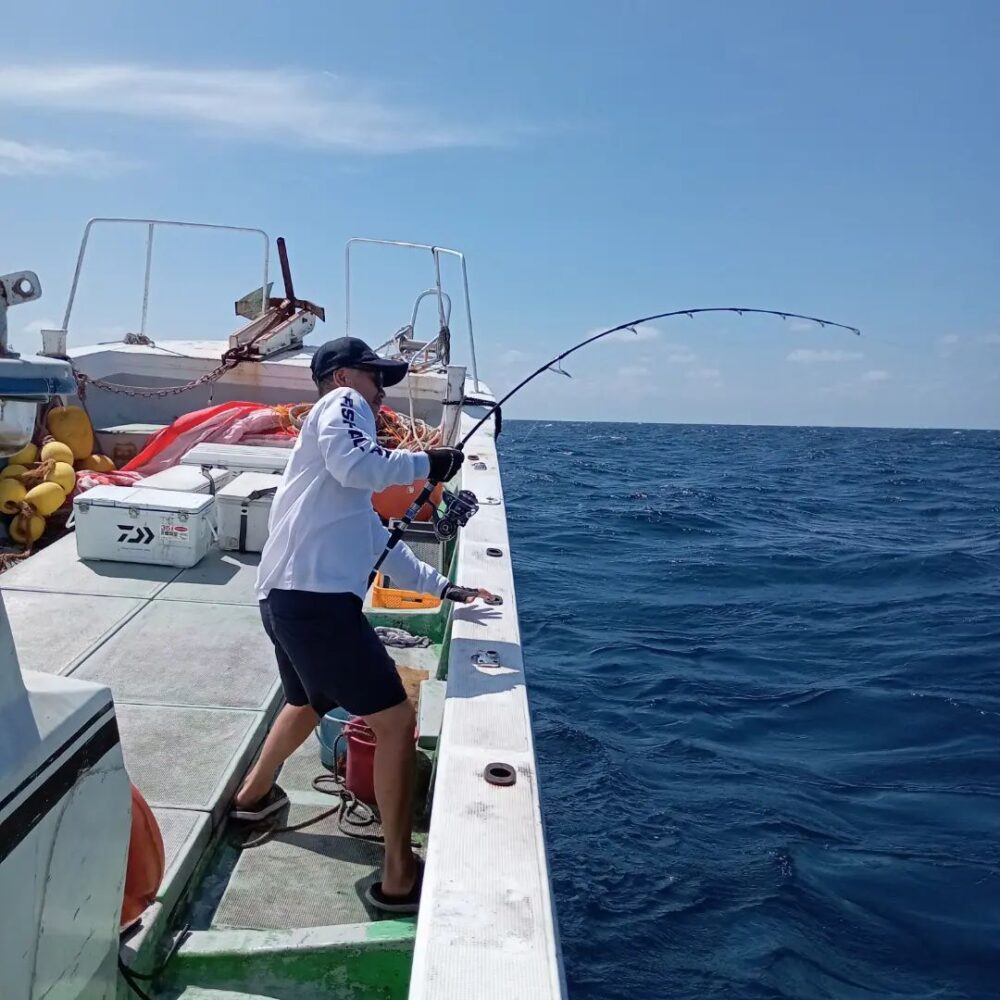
316, 707, 351, 770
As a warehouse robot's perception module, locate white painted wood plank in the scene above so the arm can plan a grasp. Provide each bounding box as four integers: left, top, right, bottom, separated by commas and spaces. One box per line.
410, 412, 566, 1000
417, 679, 447, 749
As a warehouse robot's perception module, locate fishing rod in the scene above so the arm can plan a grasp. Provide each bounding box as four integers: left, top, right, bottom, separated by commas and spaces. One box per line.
369, 305, 862, 583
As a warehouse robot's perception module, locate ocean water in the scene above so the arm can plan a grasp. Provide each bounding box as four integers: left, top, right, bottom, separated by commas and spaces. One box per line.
499, 421, 1000, 1000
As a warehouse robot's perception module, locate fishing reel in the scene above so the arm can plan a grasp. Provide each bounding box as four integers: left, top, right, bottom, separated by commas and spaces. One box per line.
432, 489, 479, 540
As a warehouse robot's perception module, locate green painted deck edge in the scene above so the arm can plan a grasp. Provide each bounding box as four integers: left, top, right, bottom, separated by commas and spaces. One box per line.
164, 921, 416, 1000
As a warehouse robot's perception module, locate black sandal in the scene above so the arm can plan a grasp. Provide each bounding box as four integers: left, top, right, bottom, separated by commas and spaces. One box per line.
230, 784, 289, 822
365, 860, 424, 914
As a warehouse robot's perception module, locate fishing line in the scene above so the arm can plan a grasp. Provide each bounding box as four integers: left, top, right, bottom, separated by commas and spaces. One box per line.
369, 305, 861, 580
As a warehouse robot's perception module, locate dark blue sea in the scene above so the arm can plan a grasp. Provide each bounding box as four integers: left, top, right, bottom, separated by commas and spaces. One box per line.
499, 422, 1000, 1000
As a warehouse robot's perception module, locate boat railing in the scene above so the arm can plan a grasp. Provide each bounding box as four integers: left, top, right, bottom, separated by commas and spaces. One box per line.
344, 237, 480, 391
410, 287, 452, 331
58, 217, 272, 343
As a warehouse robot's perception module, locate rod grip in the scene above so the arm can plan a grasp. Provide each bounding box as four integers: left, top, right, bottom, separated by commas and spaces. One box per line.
367, 480, 438, 587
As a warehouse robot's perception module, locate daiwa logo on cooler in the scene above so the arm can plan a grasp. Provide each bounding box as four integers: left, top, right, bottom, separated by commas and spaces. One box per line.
117, 524, 154, 545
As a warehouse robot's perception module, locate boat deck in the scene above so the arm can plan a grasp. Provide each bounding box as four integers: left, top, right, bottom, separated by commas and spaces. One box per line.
3, 541, 275, 845
5, 408, 565, 998
2, 536, 436, 997
210, 742, 387, 931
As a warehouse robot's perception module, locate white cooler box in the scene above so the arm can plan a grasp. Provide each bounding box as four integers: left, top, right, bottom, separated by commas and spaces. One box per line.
73, 486, 216, 568
180, 443, 291, 476
138, 465, 235, 494
216, 473, 281, 553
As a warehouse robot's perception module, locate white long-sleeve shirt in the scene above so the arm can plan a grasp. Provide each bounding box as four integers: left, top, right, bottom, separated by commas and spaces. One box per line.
255, 387, 450, 601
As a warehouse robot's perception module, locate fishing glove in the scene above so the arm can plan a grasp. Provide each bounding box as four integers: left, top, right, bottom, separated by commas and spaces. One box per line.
426, 447, 464, 482
441, 584, 478, 603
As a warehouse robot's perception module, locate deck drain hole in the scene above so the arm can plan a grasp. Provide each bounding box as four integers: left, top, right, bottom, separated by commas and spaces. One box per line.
486, 547, 503, 557
485, 762, 516, 787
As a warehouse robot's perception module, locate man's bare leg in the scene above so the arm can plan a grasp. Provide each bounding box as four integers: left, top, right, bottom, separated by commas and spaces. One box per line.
235, 702, 318, 807
365, 698, 417, 896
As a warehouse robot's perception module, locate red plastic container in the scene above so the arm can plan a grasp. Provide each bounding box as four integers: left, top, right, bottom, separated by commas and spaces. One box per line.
344, 717, 378, 805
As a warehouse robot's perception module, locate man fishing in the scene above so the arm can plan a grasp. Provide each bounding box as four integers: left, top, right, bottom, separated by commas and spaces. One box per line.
232, 336, 491, 914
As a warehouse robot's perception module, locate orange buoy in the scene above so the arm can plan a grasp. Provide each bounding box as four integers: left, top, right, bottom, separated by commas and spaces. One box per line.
372, 478, 443, 523
120, 783, 165, 930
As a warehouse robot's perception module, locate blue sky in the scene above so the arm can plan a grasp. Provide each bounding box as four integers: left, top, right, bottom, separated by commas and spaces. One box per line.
1, 1, 998, 428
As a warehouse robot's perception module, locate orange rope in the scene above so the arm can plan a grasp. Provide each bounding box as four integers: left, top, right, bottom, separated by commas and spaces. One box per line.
17, 458, 55, 488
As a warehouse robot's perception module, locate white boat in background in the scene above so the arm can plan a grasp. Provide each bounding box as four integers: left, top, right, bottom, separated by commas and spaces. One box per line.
0, 218, 566, 999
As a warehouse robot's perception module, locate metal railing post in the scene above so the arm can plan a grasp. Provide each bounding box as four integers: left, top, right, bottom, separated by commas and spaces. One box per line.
345, 241, 353, 336
139, 223, 154, 336
432, 248, 447, 331
457, 253, 480, 391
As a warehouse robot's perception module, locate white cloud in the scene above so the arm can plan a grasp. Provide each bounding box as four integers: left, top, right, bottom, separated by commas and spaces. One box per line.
938, 334, 960, 345
685, 366, 724, 390
788, 319, 815, 333
979, 333, 1000, 346
0, 64, 519, 153
663, 347, 697, 365
787, 348, 864, 364
0, 137, 131, 176
616, 365, 647, 379
500, 348, 527, 366
861, 369, 890, 382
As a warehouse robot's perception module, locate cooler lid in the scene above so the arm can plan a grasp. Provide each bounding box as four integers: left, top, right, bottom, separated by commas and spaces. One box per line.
74, 485, 215, 514
217, 472, 282, 503
140, 465, 230, 490
180, 443, 291, 471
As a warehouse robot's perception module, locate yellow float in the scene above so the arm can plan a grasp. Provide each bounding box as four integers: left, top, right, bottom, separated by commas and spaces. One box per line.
11, 513, 45, 545
41, 440, 75, 465
24, 482, 66, 517
0, 479, 27, 514
46, 405, 94, 460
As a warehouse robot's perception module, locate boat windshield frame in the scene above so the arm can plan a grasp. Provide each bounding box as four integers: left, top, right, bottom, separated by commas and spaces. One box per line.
59, 217, 272, 342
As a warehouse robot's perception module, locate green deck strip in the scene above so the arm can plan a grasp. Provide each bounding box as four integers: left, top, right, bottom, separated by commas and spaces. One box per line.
157, 989, 267, 999
162, 922, 415, 1000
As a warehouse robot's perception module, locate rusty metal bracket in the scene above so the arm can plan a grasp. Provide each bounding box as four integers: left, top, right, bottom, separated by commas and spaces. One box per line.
265, 237, 326, 323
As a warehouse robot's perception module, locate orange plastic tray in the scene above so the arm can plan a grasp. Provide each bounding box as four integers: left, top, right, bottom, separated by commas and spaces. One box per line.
370, 573, 443, 611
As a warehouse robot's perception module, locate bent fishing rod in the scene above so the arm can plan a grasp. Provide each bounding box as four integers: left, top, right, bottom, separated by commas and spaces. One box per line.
369, 305, 862, 582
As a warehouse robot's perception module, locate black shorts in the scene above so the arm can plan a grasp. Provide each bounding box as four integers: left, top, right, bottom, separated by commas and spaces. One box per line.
259, 589, 407, 718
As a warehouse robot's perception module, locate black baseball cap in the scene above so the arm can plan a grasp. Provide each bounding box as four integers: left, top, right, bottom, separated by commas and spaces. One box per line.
310, 337, 409, 387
